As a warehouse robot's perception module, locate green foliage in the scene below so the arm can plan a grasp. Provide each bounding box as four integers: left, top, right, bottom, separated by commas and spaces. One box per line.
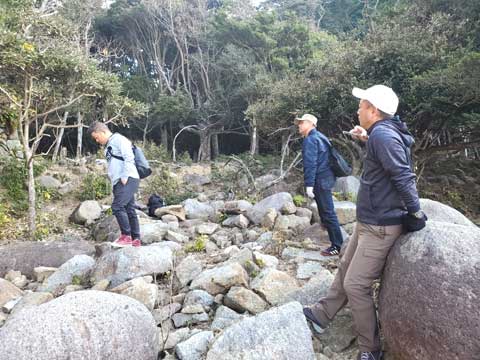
78, 173, 111, 201
0, 157, 46, 213
34, 211, 64, 241
292, 194, 306, 207
142, 164, 195, 205
178, 151, 193, 165
142, 142, 171, 163
0, 158, 28, 212
185, 234, 208, 252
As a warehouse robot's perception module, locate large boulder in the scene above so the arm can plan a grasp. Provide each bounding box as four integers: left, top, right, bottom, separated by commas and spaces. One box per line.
92, 245, 173, 287
222, 200, 253, 215
0, 290, 159, 360
190, 263, 249, 295
246, 192, 294, 225
92, 215, 121, 242
206, 302, 315, 360
333, 201, 357, 225
0, 279, 23, 307
0, 240, 95, 278
39, 255, 96, 295
250, 268, 299, 305
333, 176, 360, 200
379, 221, 480, 360
37, 175, 62, 190
175, 331, 214, 360
184, 199, 215, 221
71, 200, 102, 225
420, 198, 476, 227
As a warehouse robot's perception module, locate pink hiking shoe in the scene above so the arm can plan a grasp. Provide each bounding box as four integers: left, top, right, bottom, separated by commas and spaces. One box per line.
132, 239, 141, 247
111, 234, 133, 248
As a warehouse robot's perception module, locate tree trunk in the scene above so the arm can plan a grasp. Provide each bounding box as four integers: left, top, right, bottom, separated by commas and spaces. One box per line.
197, 128, 211, 162
161, 123, 168, 150
281, 134, 290, 157
52, 111, 68, 162
142, 115, 150, 146
27, 154, 36, 239
211, 133, 219, 159
250, 118, 259, 155
76, 112, 83, 160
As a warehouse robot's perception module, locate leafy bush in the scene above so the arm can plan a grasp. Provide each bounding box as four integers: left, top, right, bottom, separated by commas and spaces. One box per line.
143, 164, 195, 205
178, 151, 193, 165
185, 234, 208, 253
293, 194, 306, 207
142, 142, 171, 163
34, 211, 64, 241
77, 173, 111, 201
0, 157, 47, 213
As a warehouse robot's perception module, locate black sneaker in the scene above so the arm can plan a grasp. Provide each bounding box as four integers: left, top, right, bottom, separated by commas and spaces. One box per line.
302, 307, 326, 334
358, 351, 384, 360
321, 245, 340, 256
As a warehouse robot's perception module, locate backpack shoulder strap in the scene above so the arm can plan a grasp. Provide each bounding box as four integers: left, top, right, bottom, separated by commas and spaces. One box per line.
107, 146, 124, 161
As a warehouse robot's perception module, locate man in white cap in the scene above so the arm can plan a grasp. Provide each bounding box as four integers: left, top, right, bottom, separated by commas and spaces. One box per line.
303, 85, 426, 360
295, 113, 344, 256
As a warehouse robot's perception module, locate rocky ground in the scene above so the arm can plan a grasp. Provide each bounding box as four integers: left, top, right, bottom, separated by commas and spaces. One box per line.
0, 162, 478, 360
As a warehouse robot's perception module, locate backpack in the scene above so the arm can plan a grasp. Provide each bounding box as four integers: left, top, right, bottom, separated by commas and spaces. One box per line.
107, 144, 152, 179
318, 134, 352, 178
147, 194, 166, 217
329, 146, 352, 178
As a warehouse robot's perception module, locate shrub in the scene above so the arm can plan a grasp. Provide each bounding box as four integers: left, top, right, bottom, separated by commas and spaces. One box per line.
142, 142, 171, 163
0, 157, 49, 214
78, 173, 111, 201
143, 164, 195, 205
293, 194, 306, 207
185, 234, 208, 252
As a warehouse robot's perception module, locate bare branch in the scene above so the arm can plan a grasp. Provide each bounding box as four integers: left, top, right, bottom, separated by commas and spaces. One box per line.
0, 86, 21, 107
36, 93, 94, 118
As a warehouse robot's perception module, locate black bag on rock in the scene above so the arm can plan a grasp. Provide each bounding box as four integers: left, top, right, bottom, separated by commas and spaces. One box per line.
147, 194, 166, 217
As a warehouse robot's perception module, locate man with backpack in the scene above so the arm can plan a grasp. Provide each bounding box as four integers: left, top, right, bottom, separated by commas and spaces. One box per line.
88, 121, 142, 248
296, 113, 344, 256
303, 85, 427, 360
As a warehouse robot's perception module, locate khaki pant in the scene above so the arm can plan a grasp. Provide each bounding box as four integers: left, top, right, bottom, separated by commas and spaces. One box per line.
311, 221, 403, 352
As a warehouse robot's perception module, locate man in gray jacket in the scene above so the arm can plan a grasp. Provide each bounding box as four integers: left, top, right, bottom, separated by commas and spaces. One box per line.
303, 85, 426, 360
89, 122, 141, 248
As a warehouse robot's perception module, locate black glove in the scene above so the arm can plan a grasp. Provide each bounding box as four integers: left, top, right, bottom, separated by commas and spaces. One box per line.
402, 210, 427, 232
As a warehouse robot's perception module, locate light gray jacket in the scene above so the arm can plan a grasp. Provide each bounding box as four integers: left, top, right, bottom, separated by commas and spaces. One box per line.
105, 133, 139, 185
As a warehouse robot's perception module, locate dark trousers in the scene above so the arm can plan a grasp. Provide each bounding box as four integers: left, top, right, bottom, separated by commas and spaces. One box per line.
112, 177, 140, 239
313, 186, 343, 249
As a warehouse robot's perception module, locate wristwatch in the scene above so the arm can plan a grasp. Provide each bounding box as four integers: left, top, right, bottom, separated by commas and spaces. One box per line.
410, 210, 425, 219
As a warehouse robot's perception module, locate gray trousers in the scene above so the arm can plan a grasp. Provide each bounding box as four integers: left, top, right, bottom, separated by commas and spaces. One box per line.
311, 221, 403, 352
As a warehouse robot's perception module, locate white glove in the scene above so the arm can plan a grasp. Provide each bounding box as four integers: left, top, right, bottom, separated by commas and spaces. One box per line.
306, 187, 315, 199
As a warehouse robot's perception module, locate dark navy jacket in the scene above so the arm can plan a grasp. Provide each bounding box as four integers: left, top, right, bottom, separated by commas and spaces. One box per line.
302, 128, 336, 190
357, 116, 421, 225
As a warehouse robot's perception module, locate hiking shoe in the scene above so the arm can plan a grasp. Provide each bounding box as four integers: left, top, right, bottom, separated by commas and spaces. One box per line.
132, 239, 142, 247
321, 246, 340, 256
111, 235, 133, 248
302, 307, 326, 334
358, 351, 384, 360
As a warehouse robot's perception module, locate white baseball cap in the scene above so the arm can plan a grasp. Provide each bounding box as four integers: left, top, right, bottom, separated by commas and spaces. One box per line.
352, 85, 399, 116
294, 114, 317, 126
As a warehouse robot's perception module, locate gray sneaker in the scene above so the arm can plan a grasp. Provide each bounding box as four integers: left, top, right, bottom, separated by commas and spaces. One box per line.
358, 351, 383, 360
302, 307, 326, 334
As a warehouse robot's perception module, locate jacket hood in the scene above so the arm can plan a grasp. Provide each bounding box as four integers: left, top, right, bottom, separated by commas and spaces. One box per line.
372, 115, 415, 148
